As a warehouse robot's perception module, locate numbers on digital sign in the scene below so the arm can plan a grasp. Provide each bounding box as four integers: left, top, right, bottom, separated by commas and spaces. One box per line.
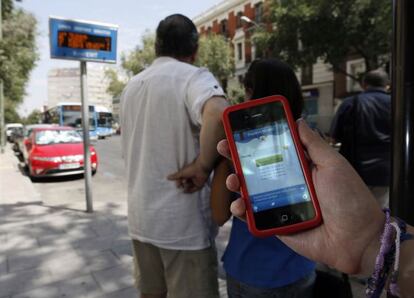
58, 31, 111, 52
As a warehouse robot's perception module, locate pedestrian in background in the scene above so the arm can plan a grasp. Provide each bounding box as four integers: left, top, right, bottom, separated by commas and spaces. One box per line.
330, 69, 391, 207
121, 14, 228, 298
211, 59, 316, 298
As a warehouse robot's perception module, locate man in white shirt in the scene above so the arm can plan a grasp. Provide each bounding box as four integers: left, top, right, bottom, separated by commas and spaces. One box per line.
121, 14, 228, 298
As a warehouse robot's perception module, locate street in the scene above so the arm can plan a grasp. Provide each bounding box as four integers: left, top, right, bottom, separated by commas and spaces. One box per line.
28, 135, 126, 209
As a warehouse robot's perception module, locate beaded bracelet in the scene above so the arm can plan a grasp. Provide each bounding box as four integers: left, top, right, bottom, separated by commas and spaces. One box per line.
386, 216, 414, 298
366, 209, 414, 298
366, 209, 395, 298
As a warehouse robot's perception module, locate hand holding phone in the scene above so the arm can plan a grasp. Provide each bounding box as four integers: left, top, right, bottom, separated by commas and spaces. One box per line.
222, 95, 322, 236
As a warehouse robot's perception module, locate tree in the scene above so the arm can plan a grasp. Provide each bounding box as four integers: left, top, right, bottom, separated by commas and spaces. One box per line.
105, 31, 155, 98
106, 32, 235, 98
4, 100, 20, 123
195, 33, 234, 90
253, 0, 392, 81
1, 1, 39, 104
1, 0, 39, 125
23, 109, 41, 125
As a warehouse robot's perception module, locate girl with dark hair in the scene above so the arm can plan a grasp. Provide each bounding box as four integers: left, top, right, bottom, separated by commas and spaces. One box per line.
211, 59, 315, 298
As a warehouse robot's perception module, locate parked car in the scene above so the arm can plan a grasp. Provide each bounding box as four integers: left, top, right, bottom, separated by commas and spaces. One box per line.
5, 123, 23, 143
25, 126, 98, 179
14, 124, 56, 160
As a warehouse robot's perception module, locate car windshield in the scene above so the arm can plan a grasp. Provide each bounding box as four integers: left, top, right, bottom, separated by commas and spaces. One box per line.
35, 130, 82, 145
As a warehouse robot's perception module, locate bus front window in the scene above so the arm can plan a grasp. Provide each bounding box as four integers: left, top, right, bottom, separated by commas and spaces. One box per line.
98, 112, 113, 128
63, 111, 96, 130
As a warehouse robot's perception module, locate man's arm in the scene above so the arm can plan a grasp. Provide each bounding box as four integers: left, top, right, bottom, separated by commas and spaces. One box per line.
198, 96, 229, 172
168, 96, 228, 193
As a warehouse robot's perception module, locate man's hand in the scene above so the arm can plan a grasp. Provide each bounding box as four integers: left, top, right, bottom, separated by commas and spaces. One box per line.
217, 120, 385, 275
167, 157, 211, 193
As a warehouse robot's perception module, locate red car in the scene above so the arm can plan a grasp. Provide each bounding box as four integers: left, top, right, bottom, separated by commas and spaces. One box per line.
25, 126, 98, 179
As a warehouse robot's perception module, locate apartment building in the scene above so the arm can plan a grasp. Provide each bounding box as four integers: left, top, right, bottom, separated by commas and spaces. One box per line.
193, 0, 369, 133
47, 64, 114, 111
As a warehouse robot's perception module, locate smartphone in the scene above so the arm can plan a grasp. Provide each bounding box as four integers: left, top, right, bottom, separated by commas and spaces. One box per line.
222, 95, 321, 236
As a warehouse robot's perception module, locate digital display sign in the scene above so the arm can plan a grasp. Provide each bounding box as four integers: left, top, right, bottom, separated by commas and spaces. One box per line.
58, 31, 112, 52
49, 17, 118, 63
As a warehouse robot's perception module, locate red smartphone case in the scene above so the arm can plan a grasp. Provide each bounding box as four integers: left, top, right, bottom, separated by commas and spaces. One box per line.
222, 95, 322, 236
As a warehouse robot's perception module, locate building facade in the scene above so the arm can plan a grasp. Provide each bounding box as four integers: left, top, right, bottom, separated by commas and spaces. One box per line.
193, 0, 372, 133
47, 64, 114, 111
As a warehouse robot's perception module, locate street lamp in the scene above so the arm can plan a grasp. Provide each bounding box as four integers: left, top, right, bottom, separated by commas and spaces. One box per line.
241, 16, 260, 28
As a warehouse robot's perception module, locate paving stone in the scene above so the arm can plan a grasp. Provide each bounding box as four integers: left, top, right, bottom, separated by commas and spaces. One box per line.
102, 286, 139, 298
219, 278, 228, 298
41, 255, 85, 280
76, 250, 121, 272
0, 268, 56, 297
36, 227, 98, 247
0, 235, 39, 254
74, 235, 129, 252
88, 219, 119, 237
92, 265, 134, 294
12, 274, 103, 298
110, 240, 132, 259
7, 248, 79, 273
65, 226, 98, 239
0, 255, 7, 276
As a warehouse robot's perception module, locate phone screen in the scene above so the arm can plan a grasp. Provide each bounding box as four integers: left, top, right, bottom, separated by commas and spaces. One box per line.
229, 101, 315, 230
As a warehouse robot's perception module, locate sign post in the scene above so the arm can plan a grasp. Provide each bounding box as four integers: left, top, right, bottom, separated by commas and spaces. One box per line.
80, 61, 93, 212
49, 17, 118, 212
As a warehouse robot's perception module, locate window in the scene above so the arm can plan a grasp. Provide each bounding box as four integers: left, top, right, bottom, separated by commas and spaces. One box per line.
221, 19, 228, 37
255, 2, 264, 24
236, 12, 243, 28
346, 59, 366, 92
301, 64, 313, 86
237, 42, 243, 61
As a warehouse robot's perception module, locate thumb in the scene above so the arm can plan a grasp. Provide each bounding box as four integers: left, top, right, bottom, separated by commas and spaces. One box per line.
167, 170, 182, 180
297, 119, 337, 166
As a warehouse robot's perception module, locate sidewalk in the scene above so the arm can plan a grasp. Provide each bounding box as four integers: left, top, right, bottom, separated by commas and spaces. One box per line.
0, 145, 139, 298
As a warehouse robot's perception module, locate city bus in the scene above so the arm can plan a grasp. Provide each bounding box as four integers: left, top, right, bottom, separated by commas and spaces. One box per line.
95, 105, 114, 139
42, 102, 98, 141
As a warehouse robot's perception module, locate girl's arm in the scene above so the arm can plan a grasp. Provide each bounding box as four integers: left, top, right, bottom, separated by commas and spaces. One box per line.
210, 158, 233, 226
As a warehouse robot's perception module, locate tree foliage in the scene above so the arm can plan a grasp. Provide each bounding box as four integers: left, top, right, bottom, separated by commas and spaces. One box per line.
195, 33, 234, 83
121, 31, 156, 77
22, 109, 41, 125
106, 32, 235, 98
105, 31, 155, 98
4, 101, 20, 123
1, 1, 39, 104
254, 0, 392, 80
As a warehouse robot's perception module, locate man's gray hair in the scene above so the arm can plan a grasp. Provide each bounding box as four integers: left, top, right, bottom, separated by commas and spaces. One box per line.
363, 69, 390, 88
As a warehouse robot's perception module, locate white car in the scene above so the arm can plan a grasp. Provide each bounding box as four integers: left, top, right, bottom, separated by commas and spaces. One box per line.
6, 123, 23, 143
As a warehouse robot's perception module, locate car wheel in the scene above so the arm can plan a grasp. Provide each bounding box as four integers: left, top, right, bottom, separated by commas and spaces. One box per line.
16, 152, 24, 163
28, 165, 37, 182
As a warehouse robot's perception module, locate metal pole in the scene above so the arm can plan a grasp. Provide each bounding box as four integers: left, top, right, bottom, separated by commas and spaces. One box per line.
391, 0, 414, 224
0, 0, 5, 154
80, 61, 93, 212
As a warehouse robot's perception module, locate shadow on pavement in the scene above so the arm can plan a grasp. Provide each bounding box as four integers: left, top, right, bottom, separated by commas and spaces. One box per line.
0, 201, 138, 297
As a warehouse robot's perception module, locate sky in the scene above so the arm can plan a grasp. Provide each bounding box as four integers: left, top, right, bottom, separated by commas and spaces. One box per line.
15, 0, 221, 116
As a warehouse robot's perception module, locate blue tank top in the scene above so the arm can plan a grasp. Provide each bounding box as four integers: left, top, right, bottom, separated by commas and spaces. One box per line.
222, 217, 315, 288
